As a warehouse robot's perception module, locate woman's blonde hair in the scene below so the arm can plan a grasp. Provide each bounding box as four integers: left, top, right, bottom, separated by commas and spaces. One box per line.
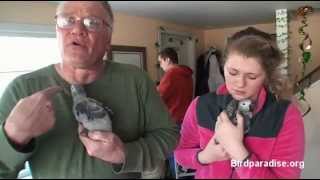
223, 27, 293, 100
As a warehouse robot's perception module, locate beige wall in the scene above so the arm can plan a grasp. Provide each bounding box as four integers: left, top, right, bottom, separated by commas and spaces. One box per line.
0, 1, 56, 25
112, 12, 204, 80
0, 1, 204, 81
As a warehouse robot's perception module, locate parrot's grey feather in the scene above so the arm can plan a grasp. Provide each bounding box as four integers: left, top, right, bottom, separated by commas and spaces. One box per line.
225, 99, 253, 134
71, 84, 113, 132
225, 99, 238, 123
71, 84, 87, 97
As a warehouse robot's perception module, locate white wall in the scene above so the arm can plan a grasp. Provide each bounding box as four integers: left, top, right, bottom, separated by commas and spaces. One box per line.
301, 80, 320, 178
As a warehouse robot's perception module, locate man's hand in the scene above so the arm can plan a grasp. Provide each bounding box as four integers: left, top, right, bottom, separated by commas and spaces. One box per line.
198, 135, 230, 164
78, 125, 126, 164
4, 86, 62, 146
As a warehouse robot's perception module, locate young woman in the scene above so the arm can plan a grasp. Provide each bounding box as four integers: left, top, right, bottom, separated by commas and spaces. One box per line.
174, 27, 305, 178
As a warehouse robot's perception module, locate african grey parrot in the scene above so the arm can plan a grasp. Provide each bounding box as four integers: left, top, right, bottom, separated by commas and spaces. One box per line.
70, 84, 113, 132
225, 99, 254, 135
214, 98, 254, 144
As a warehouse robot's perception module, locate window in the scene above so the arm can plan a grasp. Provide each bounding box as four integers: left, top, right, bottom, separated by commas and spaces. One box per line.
0, 23, 57, 179
0, 23, 57, 178
0, 24, 58, 97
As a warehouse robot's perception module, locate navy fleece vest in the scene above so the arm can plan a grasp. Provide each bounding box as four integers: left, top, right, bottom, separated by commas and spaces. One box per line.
196, 92, 290, 137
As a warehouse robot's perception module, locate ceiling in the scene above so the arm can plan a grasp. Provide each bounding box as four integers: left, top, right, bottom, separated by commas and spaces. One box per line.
109, 1, 320, 29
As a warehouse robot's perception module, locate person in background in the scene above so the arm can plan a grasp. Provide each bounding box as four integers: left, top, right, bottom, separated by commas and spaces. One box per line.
0, 1, 179, 178
174, 27, 305, 178
157, 47, 194, 126
156, 47, 194, 178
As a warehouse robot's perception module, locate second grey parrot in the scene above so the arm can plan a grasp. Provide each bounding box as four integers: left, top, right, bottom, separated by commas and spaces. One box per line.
70, 84, 113, 132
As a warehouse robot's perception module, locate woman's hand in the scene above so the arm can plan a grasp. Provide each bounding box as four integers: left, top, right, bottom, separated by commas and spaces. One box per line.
197, 135, 230, 164
215, 111, 249, 161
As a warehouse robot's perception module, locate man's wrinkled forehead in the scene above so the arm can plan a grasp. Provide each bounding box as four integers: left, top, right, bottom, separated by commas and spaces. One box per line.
56, 1, 108, 18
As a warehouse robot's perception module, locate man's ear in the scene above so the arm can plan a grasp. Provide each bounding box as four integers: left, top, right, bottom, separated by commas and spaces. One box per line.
106, 43, 111, 53
104, 45, 111, 60
165, 57, 171, 63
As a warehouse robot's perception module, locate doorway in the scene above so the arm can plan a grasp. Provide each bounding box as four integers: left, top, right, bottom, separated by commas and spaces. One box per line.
157, 28, 196, 94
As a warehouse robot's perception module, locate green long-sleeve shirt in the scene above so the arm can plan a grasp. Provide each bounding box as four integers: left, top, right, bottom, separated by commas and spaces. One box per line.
0, 61, 179, 178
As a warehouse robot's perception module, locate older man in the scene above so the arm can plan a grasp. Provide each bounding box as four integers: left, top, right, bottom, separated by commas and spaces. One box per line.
0, 1, 179, 178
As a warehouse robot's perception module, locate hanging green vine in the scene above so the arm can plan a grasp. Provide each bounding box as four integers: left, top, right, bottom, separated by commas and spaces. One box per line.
296, 6, 313, 101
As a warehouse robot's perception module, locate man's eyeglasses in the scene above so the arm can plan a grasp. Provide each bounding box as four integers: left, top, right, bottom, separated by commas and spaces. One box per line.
55, 15, 112, 32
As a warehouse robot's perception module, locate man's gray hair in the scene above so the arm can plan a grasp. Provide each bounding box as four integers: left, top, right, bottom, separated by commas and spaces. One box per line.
101, 1, 114, 28
57, 1, 114, 28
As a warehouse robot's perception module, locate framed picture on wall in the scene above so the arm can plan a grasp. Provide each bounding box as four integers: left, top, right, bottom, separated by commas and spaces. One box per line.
107, 45, 147, 71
